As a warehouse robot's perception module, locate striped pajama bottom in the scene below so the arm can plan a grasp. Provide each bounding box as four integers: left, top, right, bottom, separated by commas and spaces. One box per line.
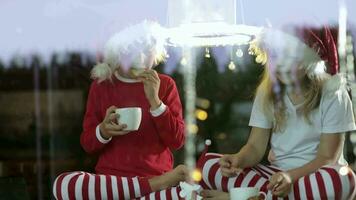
53, 171, 155, 200
53, 153, 356, 200
53, 171, 185, 200
198, 153, 356, 200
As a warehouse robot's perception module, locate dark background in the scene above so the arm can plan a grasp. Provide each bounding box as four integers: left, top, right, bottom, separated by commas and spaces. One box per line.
0, 27, 355, 199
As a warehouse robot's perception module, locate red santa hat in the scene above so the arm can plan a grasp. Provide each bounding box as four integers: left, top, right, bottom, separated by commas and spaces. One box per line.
293, 26, 339, 75
251, 25, 339, 77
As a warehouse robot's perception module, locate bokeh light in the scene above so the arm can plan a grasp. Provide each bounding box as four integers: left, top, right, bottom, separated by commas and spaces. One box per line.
195, 109, 208, 121
191, 169, 202, 182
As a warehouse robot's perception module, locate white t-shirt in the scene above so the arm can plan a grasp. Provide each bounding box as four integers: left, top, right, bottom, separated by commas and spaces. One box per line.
249, 76, 356, 170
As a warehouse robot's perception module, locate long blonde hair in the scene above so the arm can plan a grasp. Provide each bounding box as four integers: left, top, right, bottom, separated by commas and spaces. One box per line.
249, 28, 333, 132
256, 63, 329, 132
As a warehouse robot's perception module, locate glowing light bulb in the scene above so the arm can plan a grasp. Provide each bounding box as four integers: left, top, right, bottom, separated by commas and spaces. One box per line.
188, 124, 199, 134
196, 98, 210, 109
191, 169, 202, 182
228, 61, 236, 70
235, 48, 244, 57
205, 48, 211, 58
180, 57, 187, 66
195, 109, 208, 121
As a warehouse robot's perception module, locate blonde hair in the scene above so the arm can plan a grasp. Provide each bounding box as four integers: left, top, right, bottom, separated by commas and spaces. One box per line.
250, 28, 330, 132
256, 64, 329, 132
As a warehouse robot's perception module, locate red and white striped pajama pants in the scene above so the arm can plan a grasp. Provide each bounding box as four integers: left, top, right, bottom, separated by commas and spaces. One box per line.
53, 171, 151, 200
136, 187, 182, 200
53, 153, 356, 200
53, 171, 184, 200
198, 153, 356, 200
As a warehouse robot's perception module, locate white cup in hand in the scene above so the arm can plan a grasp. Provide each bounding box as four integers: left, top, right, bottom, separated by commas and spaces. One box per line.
229, 187, 266, 200
115, 107, 142, 131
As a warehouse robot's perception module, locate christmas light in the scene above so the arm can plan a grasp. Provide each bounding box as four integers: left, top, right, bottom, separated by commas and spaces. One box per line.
205, 48, 211, 58
235, 48, 244, 57
228, 61, 236, 70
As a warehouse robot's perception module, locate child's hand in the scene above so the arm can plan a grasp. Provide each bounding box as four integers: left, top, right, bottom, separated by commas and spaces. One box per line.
219, 154, 243, 177
267, 172, 292, 197
137, 69, 161, 110
99, 106, 129, 139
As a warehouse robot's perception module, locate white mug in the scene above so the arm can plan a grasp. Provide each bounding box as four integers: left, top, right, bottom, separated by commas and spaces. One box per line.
229, 187, 266, 200
115, 107, 142, 131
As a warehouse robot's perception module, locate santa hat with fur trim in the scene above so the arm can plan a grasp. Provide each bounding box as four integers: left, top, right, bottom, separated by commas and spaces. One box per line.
294, 26, 338, 75
91, 20, 168, 82
250, 25, 339, 78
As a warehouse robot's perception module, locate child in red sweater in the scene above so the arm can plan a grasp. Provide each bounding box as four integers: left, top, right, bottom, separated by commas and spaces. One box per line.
53, 21, 186, 200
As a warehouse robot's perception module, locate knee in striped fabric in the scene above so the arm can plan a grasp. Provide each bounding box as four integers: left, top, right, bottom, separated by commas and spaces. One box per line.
243, 165, 356, 200
197, 152, 223, 190
196, 152, 293, 200
53, 171, 151, 200
197, 152, 271, 193
196, 151, 356, 199
136, 186, 183, 200
290, 166, 356, 200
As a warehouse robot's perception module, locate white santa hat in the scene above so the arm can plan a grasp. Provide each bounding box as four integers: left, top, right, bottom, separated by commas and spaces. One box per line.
91, 20, 168, 82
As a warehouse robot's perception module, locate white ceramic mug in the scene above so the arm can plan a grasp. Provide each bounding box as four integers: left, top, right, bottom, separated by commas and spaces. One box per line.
229, 187, 266, 200
115, 107, 142, 131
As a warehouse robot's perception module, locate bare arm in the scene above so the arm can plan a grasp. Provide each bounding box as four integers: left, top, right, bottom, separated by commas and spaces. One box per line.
237, 127, 271, 167
220, 127, 271, 176
287, 133, 344, 181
